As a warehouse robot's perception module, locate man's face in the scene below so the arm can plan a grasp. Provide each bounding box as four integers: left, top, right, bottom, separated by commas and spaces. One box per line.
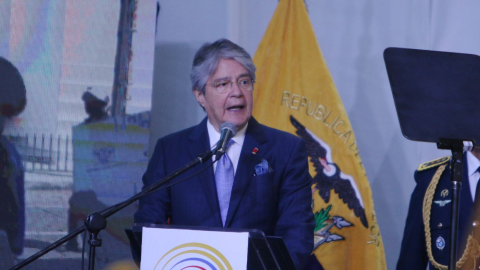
194, 58, 253, 132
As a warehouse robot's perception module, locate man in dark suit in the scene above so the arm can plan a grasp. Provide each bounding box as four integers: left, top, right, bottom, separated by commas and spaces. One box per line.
397, 148, 480, 270
134, 39, 315, 269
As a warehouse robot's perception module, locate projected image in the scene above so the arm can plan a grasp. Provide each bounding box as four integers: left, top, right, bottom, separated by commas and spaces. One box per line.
0, 0, 156, 268
0, 56, 26, 259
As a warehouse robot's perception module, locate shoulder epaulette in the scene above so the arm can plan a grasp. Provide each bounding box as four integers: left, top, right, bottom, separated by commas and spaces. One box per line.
417, 156, 451, 171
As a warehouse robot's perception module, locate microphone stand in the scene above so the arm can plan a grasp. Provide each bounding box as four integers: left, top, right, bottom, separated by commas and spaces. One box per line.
10, 149, 219, 270
437, 139, 474, 270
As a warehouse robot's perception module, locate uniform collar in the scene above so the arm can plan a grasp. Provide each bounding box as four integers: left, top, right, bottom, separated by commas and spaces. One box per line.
467, 151, 480, 176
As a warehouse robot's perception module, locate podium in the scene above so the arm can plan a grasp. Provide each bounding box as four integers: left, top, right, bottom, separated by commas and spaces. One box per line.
126, 224, 296, 270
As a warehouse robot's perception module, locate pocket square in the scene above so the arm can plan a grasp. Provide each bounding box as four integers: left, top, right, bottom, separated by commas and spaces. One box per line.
254, 159, 273, 176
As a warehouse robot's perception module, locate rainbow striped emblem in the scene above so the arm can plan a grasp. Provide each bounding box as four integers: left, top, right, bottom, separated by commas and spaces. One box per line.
154, 242, 233, 270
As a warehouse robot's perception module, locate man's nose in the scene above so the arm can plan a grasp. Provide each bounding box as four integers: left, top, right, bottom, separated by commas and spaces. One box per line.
229, 81, 243, 96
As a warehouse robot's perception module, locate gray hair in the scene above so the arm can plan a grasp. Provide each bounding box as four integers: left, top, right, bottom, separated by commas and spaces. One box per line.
190, 39, 256, 94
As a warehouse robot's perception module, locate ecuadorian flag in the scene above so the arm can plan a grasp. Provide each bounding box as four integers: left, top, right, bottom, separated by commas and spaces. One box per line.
252, 0, 387, 269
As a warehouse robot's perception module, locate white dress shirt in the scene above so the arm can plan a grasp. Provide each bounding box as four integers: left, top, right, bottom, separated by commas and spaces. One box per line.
467, 151, 480, 200
207, 120, 247, 175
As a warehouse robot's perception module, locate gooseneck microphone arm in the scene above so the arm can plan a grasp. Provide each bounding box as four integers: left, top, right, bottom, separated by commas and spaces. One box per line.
10, 150, 216, 270
10, 122, 237, 270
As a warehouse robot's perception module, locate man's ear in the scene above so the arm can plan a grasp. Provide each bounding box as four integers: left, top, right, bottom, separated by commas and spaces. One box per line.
193, 89, 205, 107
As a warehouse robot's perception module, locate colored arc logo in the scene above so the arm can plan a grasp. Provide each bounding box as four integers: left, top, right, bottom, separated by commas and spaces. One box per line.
154, 242, 233, 270
180, 267, 206, 270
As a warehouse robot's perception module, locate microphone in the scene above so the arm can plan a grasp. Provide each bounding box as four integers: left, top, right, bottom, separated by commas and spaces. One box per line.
214, 122, 237, 159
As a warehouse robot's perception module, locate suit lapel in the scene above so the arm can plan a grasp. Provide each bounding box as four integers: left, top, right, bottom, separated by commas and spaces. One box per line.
187, 118, 222, 225
225, 118, 267, 227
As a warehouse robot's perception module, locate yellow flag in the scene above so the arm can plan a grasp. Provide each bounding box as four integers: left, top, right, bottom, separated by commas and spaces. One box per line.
252, 0, 386, 269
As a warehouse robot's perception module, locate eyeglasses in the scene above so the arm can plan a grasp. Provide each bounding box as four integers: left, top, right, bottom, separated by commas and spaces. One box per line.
207, 76, 255, 93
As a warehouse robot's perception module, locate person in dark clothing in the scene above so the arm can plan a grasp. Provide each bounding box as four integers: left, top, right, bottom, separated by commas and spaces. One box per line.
0, 57, 27, 255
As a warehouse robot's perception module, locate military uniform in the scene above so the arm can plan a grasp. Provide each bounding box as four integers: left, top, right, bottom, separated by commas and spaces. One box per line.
397, 154, 480, 270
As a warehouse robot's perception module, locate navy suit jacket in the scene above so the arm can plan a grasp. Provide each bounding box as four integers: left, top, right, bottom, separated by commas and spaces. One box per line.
397, 154, 474, 270
134, 117, 315, 269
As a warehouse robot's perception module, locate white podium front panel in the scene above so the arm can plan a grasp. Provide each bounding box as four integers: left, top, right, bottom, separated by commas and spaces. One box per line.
141, 227, 249, 270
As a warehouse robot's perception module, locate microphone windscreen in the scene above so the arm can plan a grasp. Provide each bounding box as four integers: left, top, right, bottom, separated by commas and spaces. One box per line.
220, 122, 237, 136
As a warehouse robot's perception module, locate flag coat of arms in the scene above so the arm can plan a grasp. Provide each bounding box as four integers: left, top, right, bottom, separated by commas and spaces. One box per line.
252, 0, 387, 268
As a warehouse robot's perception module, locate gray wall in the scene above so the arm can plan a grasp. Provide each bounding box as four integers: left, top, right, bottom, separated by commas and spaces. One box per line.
151, 1, 480, 268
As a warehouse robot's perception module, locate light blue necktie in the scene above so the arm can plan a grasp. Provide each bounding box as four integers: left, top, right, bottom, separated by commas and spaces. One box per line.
215, 140, 235, 226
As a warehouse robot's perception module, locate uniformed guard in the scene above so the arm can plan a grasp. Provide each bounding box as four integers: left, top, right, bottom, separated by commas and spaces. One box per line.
397, 149, 480, 270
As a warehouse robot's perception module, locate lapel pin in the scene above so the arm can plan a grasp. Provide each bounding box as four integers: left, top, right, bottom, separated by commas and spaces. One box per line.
434, 200, 451, 207
441, 189, 449, 198
252, 148, 258, 154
